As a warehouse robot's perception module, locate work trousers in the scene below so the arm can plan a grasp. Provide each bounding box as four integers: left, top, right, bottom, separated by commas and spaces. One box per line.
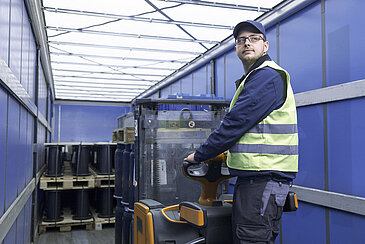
232, 178, 289, 244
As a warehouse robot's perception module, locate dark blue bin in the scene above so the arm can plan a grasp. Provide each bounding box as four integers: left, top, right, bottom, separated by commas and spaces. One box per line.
44, 190, 63, 222
122, 210, 133, 244
46, 145, 63, 177
115, 203, 125, 244
128, 145, 135, 210
121, 144, 131, 206
115, 143, 125, 198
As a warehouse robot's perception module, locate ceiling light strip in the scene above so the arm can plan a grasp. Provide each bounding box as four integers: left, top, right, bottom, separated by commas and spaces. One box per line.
50, 51, 189, 64
53, 74, 158, 82
51, 61, 176, 71
54, 80, 153, 88
56, 86, 148, 91
43, 7, 232, 30
55, 92, 137, 99
48, 41, 201, 55
157, 0, 271, 12
55, 88, 141, 95
53, 69, 165, 77
46, 26, 219, 44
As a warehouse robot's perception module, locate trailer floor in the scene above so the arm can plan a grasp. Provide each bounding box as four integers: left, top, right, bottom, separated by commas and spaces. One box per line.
37, 226, 114, 244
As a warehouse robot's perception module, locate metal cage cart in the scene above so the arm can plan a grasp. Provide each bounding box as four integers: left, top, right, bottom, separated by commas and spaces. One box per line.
132, 98, 230, 206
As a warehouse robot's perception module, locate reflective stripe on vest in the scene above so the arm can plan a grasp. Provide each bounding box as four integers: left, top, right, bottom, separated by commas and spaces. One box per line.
227, 60, 298, 172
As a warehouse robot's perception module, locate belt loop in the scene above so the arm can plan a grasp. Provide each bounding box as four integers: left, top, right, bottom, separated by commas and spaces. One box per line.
250, 179, 253, 185
279, 182, 282, 187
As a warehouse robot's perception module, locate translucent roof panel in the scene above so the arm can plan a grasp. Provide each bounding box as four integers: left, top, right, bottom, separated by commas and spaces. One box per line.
42, 0, 284, 102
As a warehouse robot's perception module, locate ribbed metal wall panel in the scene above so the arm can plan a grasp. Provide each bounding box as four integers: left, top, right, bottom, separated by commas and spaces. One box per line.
325, 0, 365, 241
192, 64, 209, 96
224, 50, 241, 100
18, 106, 27, 195
58, 104, 130, 142
54, 104, 60, 142
170, 79, 181, 95
215, 55, 225, 99
5, 96, 20, 211
21, 5, 29, 93
16, 208, 25, 244
9, 0, 23, 83
160, 85, 171, 98
326, 0, 363, 86
295, 105, 325, 188
0, 87, 7, 219
38, 68, 47, 118
29, 37, 36, 103
0, 0, 10, 64
282, 202, 326, 243
329, 209, 365, 243
48, 90, 52, 123
0, 0, 44, 242
279, 1, 322, 93
327, 98, 365, 197
26, 113, 33, 185
23, 197, 32, 243
37, 122, 46, 172
180, 74, 193, 95
3, 221, 16, 244
266, 27, 278, 63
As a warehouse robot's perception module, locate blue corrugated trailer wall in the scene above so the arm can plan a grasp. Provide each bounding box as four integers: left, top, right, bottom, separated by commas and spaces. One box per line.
0, 0, 52, 243
54, 103, 130, 142
147, 0, 365, 242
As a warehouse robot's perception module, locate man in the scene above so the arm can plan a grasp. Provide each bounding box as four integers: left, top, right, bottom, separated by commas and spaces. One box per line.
184, 20, 298, 243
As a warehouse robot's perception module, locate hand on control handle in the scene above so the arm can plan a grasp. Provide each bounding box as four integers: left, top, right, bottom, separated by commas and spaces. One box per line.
184, 152, 199, 164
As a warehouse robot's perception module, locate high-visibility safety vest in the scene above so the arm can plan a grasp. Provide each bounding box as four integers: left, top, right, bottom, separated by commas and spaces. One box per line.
227, 61, 298, 172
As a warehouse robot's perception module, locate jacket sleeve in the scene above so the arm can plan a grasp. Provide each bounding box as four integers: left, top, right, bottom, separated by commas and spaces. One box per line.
194, 67, 285, 162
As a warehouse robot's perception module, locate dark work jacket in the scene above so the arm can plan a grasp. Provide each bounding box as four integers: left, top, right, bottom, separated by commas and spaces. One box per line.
194, 54, 296, 181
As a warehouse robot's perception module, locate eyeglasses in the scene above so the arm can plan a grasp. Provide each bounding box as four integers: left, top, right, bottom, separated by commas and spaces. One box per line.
236, 35, 265, 45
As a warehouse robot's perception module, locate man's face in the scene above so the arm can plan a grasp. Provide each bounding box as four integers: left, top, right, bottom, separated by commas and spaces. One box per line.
235, 30, 269, 66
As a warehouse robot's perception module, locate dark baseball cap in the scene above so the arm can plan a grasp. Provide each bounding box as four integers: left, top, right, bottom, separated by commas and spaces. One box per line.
233, 20, 266, 40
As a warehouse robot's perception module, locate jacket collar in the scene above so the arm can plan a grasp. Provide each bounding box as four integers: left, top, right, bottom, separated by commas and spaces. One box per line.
235, 54, 272, 89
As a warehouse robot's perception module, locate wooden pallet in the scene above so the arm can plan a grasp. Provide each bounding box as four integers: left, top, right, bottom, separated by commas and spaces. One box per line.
40, 162, 95, 190
39, 209, 94, 234
90, 168, 115, 187
91, 208, 115, 230
112, 127, 135, 143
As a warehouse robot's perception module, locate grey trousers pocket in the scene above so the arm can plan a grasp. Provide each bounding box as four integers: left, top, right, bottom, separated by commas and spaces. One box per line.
236, 224, 271, 242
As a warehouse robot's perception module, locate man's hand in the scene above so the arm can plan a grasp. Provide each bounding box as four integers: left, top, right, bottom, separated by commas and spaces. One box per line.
184, 152, 199, 164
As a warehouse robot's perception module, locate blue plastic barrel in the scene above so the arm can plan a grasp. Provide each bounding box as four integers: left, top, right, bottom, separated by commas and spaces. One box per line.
115, 143, 125, 198
128, 144, 135, 210
122, 210, 133, 244
115, 201, 124, 244
44, 190, 63, 222
73, 189, 91, 220
73, 145, 91, 176
121, 144, 131, 205
97, 187, 114, 218
45, 145, 63, 177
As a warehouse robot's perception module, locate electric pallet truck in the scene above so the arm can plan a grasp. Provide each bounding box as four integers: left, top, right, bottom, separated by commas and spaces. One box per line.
134, 153, 233, 244
134, 153, 298, 244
